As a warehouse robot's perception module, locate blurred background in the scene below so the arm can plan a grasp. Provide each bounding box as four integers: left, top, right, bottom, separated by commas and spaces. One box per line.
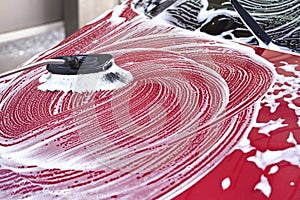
0, 0, 122, 73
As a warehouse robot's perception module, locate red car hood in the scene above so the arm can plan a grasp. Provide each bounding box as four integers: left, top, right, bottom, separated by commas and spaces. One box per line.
0, 1, 299, 199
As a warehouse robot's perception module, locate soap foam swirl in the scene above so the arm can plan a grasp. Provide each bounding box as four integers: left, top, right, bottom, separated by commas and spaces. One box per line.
0, 2, 273, 199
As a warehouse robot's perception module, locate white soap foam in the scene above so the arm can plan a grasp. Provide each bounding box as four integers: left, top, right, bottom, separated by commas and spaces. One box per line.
0, 2, 292, 199
221, 177, 231, 190
268, 165, 279, 175
278, 61, 298, 73
0, 82, 5, 90
256, 118, 287, 136
240, 58, 300, 195
235, 135, 254, 153
109, 4, 127, 25
255, 175, 271, 198
287, 132, 297, 145
247, 145, 300, 170
239, 61, 300, 173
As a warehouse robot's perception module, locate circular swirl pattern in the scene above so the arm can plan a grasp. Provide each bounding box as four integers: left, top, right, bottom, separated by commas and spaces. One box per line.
0, 3, 274, 199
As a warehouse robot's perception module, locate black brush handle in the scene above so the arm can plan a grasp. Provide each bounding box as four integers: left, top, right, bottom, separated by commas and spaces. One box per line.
0, 59, 65, 79
47, 54, 113, 75
231, 0, 272, 45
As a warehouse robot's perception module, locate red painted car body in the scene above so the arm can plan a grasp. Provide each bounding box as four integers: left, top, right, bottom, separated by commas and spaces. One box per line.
0, 1, 299, 199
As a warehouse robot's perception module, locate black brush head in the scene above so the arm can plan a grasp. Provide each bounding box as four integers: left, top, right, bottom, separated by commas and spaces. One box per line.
47, 54, 113, 75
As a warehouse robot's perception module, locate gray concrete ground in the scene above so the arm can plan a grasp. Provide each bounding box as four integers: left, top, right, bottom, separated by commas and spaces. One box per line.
0, 27, 65, 73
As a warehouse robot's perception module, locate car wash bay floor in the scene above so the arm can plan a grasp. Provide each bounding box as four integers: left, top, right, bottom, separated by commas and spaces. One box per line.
0, 27, 65, 74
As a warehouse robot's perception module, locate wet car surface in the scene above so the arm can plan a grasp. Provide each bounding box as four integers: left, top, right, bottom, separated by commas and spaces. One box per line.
0, 0, 299, 199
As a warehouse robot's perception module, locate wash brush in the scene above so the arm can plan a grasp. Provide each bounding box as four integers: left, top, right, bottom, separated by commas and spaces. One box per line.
0, 54, 133, 92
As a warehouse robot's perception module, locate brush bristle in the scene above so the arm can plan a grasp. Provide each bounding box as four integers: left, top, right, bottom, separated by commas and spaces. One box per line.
38, 63, 133, 93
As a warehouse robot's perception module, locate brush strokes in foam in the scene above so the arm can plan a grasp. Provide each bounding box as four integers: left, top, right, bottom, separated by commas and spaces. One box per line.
0, 1, 276, 199
235, 61, 300, 197
123, 1, 297, 198
0, 82, 6, 90
109, 4, 127, 25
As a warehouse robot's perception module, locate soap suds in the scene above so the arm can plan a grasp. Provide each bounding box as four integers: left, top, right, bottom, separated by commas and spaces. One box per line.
221, 177, 231, 190
268, 165, 279, 175
0, 82, 5, 90
239, 61, 300, 174
0, 1, 289, 199
255, 118, 287, 136
287, 132, 297, 145
234, 133, 254, 153
239, 61, 300, 197
278, 61, 298, 73
247, 145, 300, 170
255, 175, 271, 198
109, 4, 127, 25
